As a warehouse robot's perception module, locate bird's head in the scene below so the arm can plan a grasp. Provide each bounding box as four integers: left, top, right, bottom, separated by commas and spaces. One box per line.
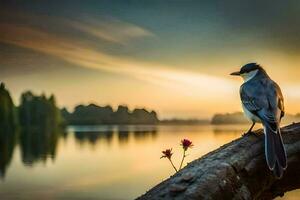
230, 63, 265, 81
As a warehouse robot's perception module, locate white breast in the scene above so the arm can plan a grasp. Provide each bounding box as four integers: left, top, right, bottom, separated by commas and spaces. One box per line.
242, 104, 261, 123
241, 69, 259, 82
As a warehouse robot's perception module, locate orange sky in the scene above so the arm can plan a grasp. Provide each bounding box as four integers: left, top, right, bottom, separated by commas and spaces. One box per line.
1, 2, 300, 118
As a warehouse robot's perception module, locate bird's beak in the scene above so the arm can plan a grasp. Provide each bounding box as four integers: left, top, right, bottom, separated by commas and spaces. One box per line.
230, 71, 241, 76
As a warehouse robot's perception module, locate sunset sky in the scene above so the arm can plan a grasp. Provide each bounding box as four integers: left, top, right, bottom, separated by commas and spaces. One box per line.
1, 1, 300, 118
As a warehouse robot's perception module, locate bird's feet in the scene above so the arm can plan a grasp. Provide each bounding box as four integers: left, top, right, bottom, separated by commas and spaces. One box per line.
242, 131, 251, 137
242, 131, 261, 137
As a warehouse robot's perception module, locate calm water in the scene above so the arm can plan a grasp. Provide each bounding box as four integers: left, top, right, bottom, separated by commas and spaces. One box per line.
0, 125, 298, 200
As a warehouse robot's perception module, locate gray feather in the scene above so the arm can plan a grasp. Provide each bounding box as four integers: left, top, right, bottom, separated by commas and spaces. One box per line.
264, 125, 276, 170
274, 161, 284, 179
263, 120, 287, 178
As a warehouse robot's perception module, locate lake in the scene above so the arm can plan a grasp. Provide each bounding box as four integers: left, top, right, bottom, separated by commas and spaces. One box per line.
0, 125, 298, 199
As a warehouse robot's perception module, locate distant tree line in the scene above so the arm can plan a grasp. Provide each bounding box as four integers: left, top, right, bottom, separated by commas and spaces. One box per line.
0, 82, 160, 131
211, 112, 249, 124
211, 112, 300, 125
5, 81, 267, 128
62, 104, 159, 125
0, 82, 63, 133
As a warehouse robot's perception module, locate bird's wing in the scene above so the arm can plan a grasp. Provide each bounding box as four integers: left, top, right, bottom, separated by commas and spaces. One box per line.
240, 79, 282, 123
241, 78, 287, 177
240, 80, 267, 115
264, 80, 284, 122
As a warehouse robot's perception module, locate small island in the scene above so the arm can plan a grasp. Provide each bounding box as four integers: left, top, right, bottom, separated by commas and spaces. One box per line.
61, 104, 159, 125
211, 112, 300, 125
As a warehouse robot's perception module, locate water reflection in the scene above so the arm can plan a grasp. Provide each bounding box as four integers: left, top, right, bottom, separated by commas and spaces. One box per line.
0, 125, 299, 200
70, 125, 157, 146
0, 129, 17, 177
19, 129, 60, 166
74, 130, 114, 146
0, 125, 159, 177
118, 125, 130, 144
212, 125, 247, 135
133, 128, 157, 141
0, 128, 61, 178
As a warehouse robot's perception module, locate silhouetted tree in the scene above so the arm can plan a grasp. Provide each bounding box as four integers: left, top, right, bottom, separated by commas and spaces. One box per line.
18, 91, 63, 131
113, 105, 130, 124
0, 82, 17, 132
131, 109, 158, 124
64, 104, 159, 125
0, 82, 17, 177
66, 104, 114, 125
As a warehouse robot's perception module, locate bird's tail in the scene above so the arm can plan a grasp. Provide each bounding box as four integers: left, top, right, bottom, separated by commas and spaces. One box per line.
264, 122, 287, 179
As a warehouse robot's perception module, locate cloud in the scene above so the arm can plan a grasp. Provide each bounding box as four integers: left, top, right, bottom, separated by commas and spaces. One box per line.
0, 16, 236, 100
0, 9, 242, 119
0, 7, 154, 46
69, 17, 154, 44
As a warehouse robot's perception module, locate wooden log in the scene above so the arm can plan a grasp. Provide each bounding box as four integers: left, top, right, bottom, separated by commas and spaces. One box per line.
136, 123, 300, 200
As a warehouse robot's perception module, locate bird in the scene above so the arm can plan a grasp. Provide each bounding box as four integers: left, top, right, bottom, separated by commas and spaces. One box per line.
230, 63, 287, 178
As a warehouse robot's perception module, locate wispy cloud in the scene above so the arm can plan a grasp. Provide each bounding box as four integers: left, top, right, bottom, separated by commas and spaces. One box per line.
0, 19, 236, 100
69, 17, 154, 44
2, 3, 300, 117
0, 10, 238, 119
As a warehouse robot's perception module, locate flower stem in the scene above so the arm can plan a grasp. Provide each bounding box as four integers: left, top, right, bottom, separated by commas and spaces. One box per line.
179, 149, 186, 170
168, 158, 178, 172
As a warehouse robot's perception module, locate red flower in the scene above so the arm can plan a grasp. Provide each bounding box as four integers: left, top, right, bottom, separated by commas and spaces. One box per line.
161, 149, 173, 159
181, 139, 193, 151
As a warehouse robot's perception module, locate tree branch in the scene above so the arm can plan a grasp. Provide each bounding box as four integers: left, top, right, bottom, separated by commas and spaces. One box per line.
136, 123, 300, 200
